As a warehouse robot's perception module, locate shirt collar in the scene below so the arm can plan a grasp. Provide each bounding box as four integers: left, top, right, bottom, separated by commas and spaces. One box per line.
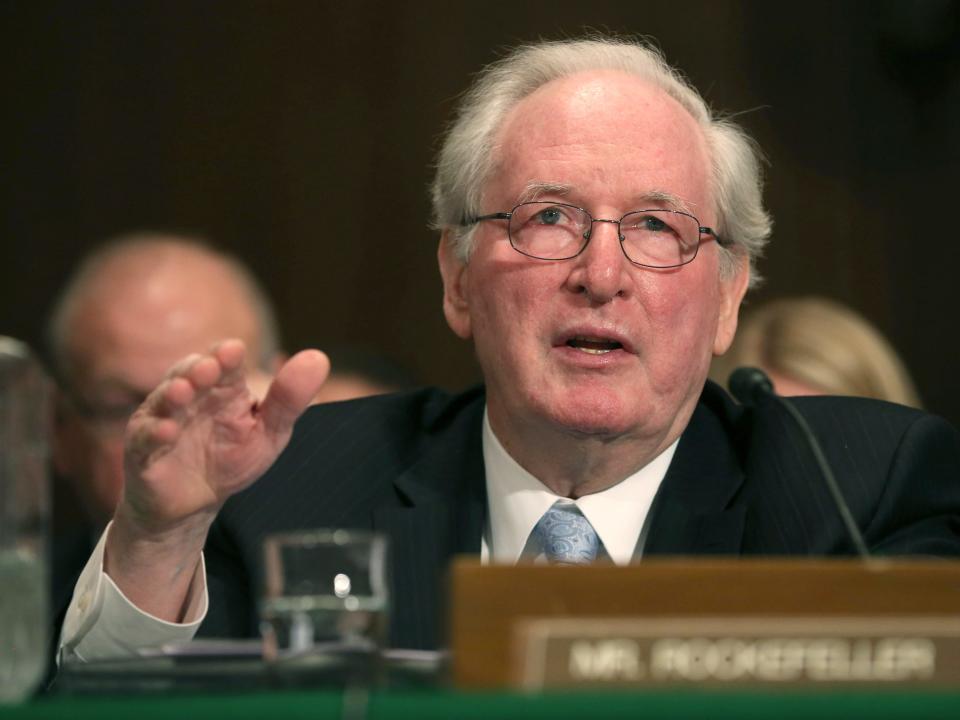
482, 407, 677, 565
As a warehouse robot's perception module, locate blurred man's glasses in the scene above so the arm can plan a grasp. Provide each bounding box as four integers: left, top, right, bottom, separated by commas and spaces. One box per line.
62, 390, 144, 437
462, 201, 729, 269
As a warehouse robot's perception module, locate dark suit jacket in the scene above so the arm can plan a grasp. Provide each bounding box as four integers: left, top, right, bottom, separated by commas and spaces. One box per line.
199, 381, 960, 649
50, 472, 97, 619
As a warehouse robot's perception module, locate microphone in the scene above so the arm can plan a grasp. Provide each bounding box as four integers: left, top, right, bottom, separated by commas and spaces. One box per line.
728, 367, 871, 559
728, 366, 774, 408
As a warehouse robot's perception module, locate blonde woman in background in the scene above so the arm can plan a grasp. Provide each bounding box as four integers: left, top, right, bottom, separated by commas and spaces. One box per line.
712, 296, 922, 407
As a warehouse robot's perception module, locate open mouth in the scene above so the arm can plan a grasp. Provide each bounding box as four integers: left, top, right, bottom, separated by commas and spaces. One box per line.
566, 336, 624, 355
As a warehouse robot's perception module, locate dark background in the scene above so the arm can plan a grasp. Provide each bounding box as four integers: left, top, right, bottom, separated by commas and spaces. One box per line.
2, 1, 959, 424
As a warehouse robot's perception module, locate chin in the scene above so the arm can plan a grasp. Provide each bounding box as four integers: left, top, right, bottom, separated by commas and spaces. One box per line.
535, 388, 640, 439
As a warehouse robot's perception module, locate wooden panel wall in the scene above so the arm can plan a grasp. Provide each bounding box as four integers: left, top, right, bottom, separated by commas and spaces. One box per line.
2, 1, 958, 423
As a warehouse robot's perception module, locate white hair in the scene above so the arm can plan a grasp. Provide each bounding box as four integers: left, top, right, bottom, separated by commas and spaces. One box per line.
431, 36, 772, 286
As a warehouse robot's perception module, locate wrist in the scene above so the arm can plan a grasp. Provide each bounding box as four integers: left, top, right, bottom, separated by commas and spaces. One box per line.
103, 512, 214, 623
105, 504, 215, 590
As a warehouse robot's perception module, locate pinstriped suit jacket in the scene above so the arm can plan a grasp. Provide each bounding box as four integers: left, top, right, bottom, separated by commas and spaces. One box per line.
199, 381, 960, 650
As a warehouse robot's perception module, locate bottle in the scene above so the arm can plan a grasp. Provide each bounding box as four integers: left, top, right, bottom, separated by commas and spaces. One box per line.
0, 338, 49, 702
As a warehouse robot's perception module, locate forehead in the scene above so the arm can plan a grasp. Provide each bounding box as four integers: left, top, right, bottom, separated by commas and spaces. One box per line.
63, 253, 262, 389
489, 70, 711, 213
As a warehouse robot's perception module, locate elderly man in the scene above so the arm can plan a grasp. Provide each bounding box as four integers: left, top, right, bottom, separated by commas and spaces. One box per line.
60, 38, 960, 659
47, 234, 283, 612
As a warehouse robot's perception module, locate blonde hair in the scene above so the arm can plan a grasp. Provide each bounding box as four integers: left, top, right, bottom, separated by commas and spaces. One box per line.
712, 296, 921, 407
431, 35, 772, 287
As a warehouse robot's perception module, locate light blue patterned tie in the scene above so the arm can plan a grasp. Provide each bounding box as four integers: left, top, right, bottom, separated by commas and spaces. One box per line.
532, 502, 600, 565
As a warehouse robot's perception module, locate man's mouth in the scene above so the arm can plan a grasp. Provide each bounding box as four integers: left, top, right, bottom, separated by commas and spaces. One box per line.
566, 336, 624, 355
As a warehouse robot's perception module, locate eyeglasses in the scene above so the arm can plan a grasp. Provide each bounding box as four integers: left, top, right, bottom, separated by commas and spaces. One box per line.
462, 201, 729, 269
60, 388, 146, 437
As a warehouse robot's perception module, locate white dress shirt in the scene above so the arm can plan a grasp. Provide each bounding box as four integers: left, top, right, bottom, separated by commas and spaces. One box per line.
60, 405, 677, 659
59, 527, 207, 662
480, 409, 676, 565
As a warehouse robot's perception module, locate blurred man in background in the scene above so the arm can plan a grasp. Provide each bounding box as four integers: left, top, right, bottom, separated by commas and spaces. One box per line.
46, 233, 284, 610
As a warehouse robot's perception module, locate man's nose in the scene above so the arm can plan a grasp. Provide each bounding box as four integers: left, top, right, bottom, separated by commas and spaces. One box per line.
567, 219, 630, 302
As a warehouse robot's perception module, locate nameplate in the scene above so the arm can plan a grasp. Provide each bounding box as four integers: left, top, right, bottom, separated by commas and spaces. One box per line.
514, 617, 960, 689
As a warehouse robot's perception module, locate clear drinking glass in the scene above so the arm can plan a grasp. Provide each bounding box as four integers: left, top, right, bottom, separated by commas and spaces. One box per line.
260, 529, 388, 660
0, 338, 50, 702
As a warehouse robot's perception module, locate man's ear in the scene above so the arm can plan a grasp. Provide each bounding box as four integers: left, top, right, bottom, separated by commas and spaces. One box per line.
437, 231, 472, 340
713, 253, 751, 356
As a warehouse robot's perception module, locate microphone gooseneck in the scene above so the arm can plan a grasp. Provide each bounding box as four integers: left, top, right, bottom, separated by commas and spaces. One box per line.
729, 366, 872, 560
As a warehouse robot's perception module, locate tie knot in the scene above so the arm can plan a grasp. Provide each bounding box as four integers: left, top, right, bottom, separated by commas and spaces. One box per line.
532, 502, 600, 565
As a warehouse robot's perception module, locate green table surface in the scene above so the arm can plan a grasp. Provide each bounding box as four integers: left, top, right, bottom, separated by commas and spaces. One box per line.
4, 689, 960, 720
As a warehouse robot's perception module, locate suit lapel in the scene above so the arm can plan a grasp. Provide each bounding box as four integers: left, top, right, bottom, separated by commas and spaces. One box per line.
372, 392, 486, 649
370, 383, 747, 645
643, 385, 747, 556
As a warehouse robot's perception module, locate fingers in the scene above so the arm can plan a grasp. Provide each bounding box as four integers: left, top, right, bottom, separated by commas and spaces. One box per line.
126, 340, 252, 461
146, 341, 248, 417
211, 338, 247, 386
125, 412, 182, 474
260, 350, 330, 437
124, 340, 327, 481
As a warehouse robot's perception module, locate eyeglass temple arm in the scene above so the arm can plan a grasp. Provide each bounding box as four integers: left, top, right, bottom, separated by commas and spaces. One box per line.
700, 226, 732, 248
461, 212, 512, 226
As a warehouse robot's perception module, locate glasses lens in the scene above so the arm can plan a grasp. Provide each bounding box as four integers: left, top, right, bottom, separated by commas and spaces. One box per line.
619, 210, 700, 268
508, 202, 589, 260
68, 392, 144, 436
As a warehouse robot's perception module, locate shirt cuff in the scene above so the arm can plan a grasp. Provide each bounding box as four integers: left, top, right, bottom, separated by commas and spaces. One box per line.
59, 521, 209, 662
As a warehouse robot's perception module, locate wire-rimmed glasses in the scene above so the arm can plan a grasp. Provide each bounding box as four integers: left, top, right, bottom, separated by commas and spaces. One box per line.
462, 201, 729, 269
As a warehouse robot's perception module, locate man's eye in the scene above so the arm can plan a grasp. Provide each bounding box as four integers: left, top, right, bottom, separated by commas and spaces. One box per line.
87, 397, 147, 421
97, 404, 139, 420
536, 208, 564, 225
643, 216, 669, 232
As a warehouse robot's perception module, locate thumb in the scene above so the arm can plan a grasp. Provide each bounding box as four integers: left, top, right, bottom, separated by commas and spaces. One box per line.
259, 350, 330, 437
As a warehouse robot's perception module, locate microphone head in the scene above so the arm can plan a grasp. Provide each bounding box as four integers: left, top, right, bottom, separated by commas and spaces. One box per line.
729, 366, 775, 407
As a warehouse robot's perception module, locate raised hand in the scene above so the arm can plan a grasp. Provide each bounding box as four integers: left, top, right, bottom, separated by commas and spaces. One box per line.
105, 339, 329, 620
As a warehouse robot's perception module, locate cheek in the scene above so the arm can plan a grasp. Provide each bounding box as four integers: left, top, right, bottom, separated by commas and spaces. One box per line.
60, 431, 126, 516
468, 265, 552, 348
638, 268, 715, 321
52, 414, 85, 476
90, 437, 125, 490
636, 271, 721, 369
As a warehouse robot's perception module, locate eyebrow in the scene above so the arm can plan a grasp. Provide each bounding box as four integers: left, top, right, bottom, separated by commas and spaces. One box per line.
642, 190, 693, 214
516, 182, 693, 214
517, 181, 572, 204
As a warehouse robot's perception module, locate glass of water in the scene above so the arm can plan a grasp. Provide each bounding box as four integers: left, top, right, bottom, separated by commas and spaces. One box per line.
0, 338, 49, 703
260, 529, 389, 661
